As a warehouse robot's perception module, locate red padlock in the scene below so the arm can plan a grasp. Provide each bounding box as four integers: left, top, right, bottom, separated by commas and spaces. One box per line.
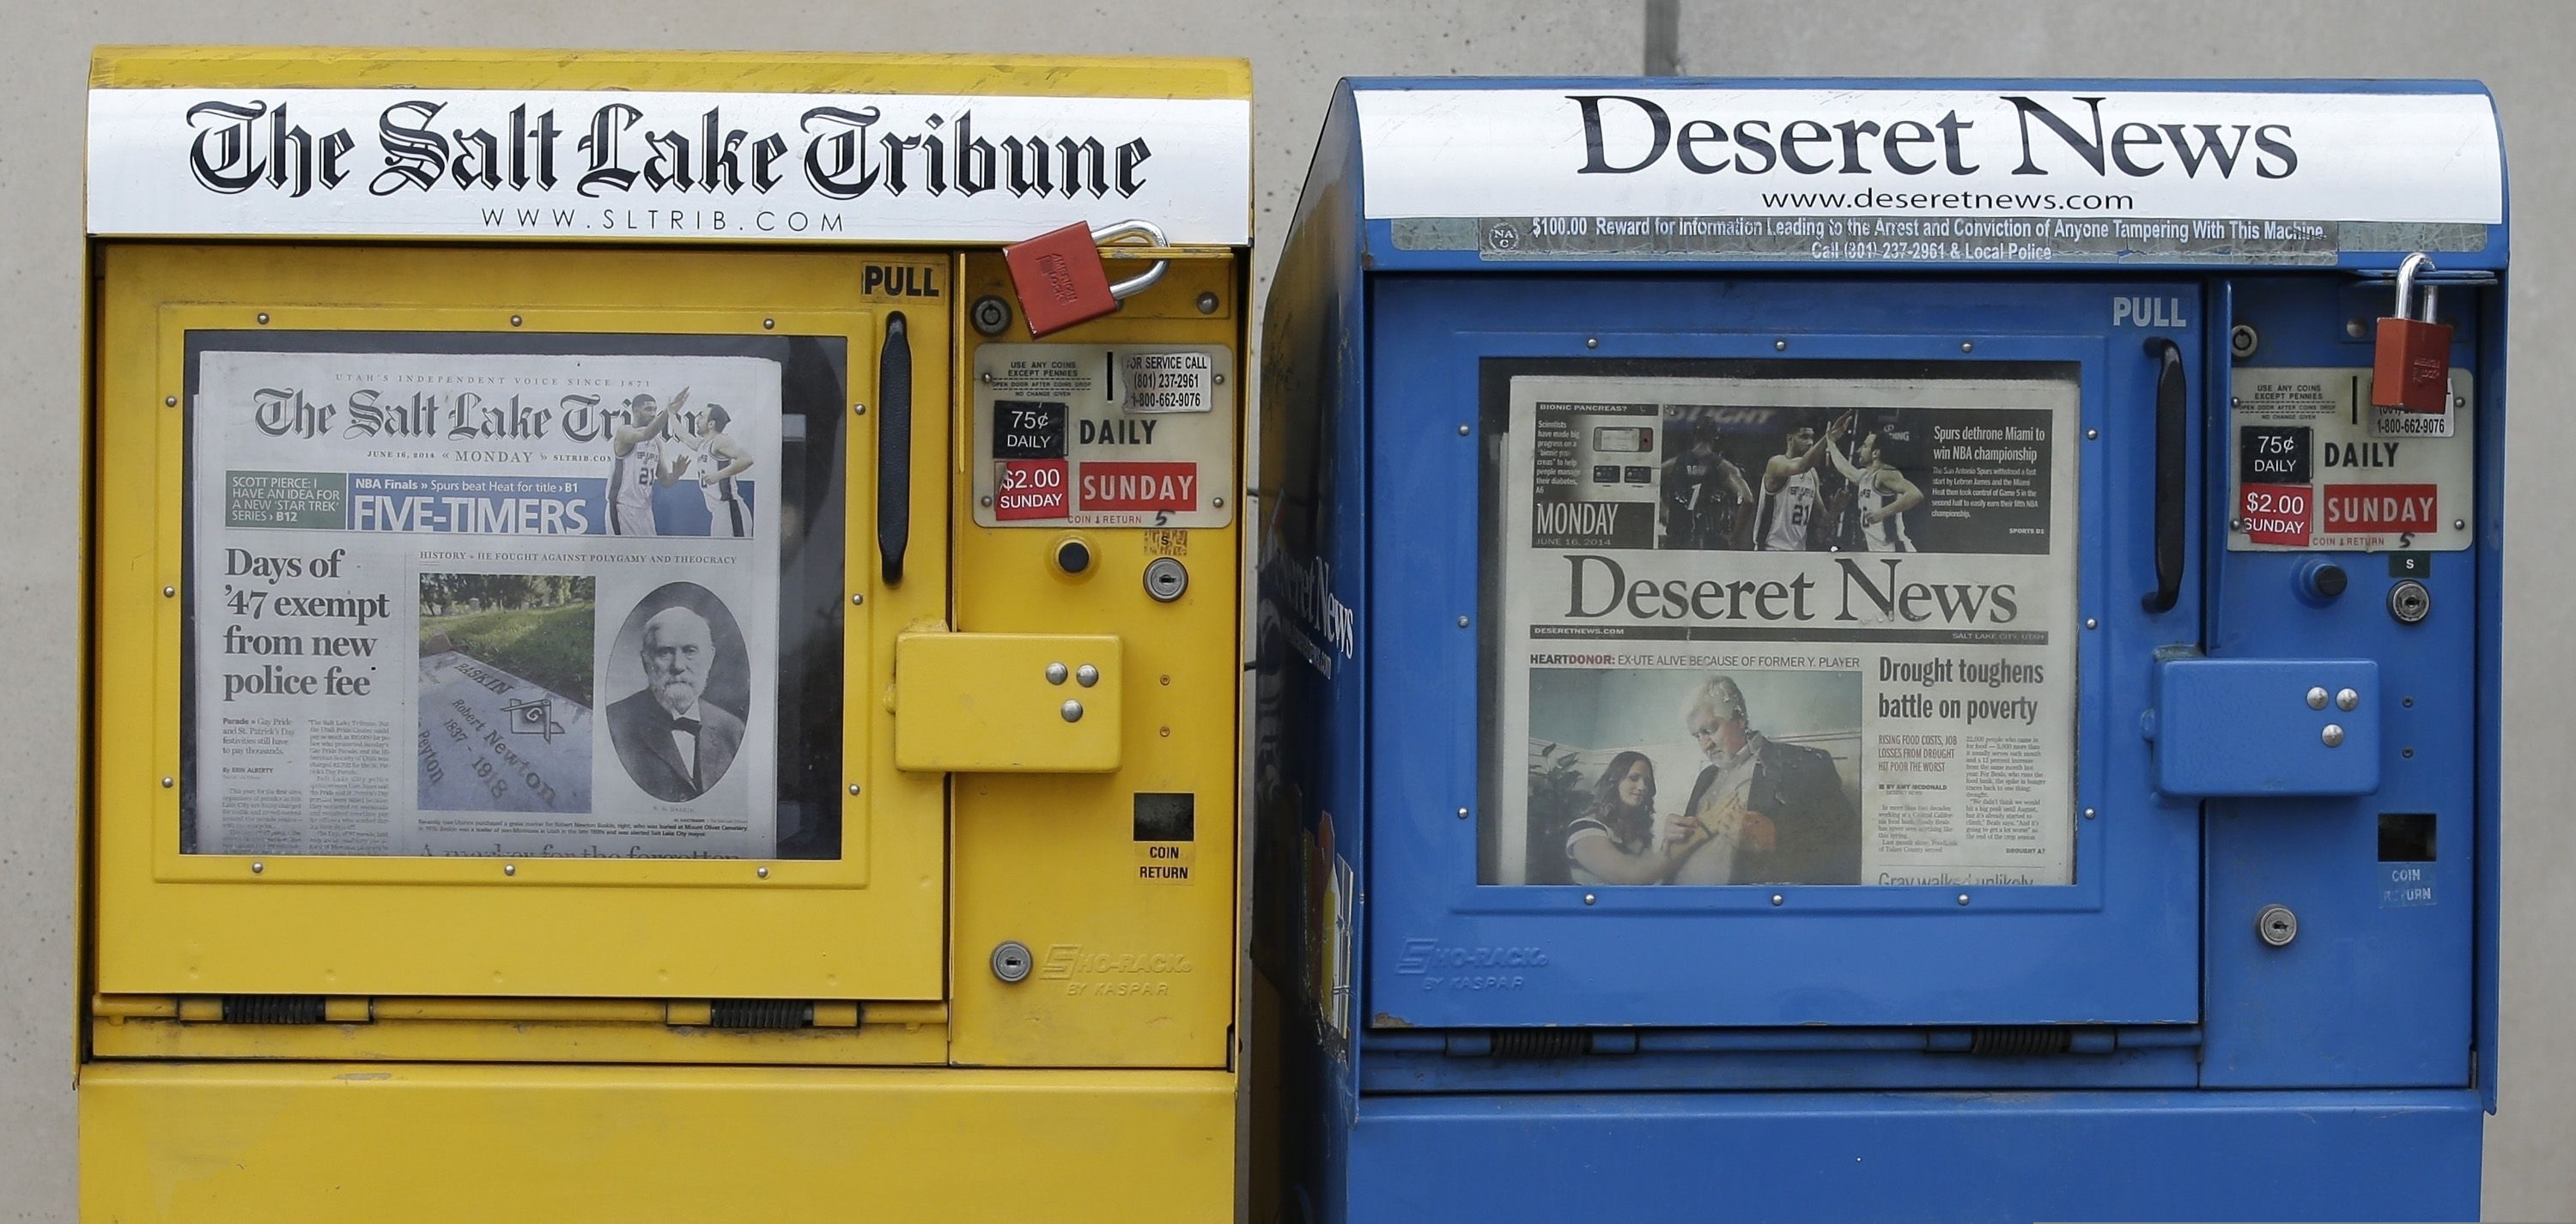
1001, 220, 1170, 337
2371, 251, 2453, 413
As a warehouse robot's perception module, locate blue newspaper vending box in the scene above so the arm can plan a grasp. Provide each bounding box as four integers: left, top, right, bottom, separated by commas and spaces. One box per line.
1255, 79, 2505, 1222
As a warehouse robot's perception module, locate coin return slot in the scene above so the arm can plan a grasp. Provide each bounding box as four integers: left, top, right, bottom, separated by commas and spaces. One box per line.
2378, 813, 2436, 863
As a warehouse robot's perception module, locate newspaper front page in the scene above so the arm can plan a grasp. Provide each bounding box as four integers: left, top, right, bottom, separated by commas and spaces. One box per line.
1492, 371, 2078, 888
187, 342, 783, 859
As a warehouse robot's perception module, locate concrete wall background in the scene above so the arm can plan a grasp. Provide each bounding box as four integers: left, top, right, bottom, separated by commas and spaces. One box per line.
2, 1, 2564, 1217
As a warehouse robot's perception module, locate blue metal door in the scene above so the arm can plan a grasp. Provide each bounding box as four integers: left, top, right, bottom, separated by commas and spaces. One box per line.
1364, 276, 2208, 1030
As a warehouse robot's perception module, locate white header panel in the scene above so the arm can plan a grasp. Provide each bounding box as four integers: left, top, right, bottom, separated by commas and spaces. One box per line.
1355, 88, 2503, 227
89, 88, 1252, 244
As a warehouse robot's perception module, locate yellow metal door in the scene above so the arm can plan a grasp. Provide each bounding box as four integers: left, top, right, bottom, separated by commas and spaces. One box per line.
90, 244, 951, 1014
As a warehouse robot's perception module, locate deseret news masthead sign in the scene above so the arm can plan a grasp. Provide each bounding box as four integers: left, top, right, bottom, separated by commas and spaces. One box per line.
88, 87, 1254, 244
1353, 87, 2504, 227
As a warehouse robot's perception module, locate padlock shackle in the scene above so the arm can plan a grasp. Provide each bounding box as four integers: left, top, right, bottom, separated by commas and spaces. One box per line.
2394, 251, 2438, 320
1092, 219, 1171, 301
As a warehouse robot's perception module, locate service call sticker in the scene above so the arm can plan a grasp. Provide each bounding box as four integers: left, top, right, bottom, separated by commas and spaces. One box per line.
972, 343, 1236, 529
2227, 367, 2474, 553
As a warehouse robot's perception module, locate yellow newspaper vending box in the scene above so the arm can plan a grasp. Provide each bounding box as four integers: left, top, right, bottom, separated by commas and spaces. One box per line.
78, 47, 1251, 1220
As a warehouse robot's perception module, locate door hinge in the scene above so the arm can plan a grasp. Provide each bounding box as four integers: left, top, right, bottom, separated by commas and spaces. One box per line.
1443, 1028, 1637, 1059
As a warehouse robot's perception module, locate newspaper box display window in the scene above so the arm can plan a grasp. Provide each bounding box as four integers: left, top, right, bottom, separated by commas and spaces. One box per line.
1257, 77, 2505, 1223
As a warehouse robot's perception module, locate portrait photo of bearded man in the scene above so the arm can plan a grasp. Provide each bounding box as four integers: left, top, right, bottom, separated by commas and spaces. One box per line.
605, 595, 747, 803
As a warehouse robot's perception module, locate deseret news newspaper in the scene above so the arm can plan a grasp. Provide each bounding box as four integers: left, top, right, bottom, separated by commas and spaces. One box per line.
187, 345, 782, 859
1491, 372, 2077, 888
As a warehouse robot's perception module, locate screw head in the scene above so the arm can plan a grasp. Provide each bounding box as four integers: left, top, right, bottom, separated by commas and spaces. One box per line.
1212, 495, 1226, 508
2345, 318, 2368, 339
2321, 724, 2346, 748
1076, 664, 1100, 688
2453, 518, 2467, 530
981, 495, 993, 507
1196, 292, 1219, 314
1047, 663, 1069, 685
2307, 686, 2330, 710
1061, 700, 1084, 723
2336, 688, 2360, 712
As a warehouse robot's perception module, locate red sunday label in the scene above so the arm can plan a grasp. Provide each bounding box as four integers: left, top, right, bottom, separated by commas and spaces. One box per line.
2240, 482, 2312, 546
995, 459, 1070, 520
2323, 483, 2439, 533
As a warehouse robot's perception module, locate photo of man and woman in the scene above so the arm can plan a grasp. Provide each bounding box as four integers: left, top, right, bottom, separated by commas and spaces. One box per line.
1512, 668, 1862, 887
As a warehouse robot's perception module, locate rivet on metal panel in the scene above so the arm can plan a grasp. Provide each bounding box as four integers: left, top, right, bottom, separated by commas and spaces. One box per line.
981, 495, 993, 507
2085, 429, 2099, 439
1197, 293, 1219, 314
2083, 808, 2098, 820
1583, 894, 1597, 906
2306, 687, 2330, 710
163, 396, 177, 408
1076, 664, 1099, 688
2345, 318, 2368, 340
1771, 894, 1784, 906
1046, 663, 1069, 685
981, 373, 995, 385
1585, 337, 1599, 348
2336, 688, 2360, 712
1957, 894, 1971, 906
162, 586, 175, 597
756, 866, 770, 879
1458, 424, 1471, 436
847, 783, 862, 796
159, 777, 173, 788
250, 862, 264, 875
1061, 700, 1084, 723
1773, 339, 1789, 351
2084, 618, 2099, 630
762, 318, 776, 330
1456, 808, 1470, 820
509, 315, 523, 328
1959, 342, 1974, 354
256, 312, 270, 325
2321, 724, 2346, 748
2452, 518, 2467, 530
2232, 518, 2248, 532
849, 592, 864, 606
1214, 373, 1227, 386
503, 863, 517, 876
854, 403, 867, 415
1213, 496, 1226, 508
1456, 616, 1470, 628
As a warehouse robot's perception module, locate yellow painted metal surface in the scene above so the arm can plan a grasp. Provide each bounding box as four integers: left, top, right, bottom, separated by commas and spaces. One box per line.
81, 1062, 1237, 1221
895, 632, 1124, 772
92, 45, 1252, 100
946, 253, 1245, 1069
91, 244, 951, 1001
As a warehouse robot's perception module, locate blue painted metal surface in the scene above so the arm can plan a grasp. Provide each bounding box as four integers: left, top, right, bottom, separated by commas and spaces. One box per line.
1257, 76, 2506, 1224
2150, 658, 2381, 796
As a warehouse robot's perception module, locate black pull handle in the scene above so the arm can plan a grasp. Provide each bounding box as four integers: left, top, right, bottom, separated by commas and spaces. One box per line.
2141, 336, 2185, 615
877, 313, 912, 585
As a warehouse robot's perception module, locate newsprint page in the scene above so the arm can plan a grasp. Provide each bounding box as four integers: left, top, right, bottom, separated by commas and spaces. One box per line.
186, 341, 783, 859
1491, 370, 2079, 889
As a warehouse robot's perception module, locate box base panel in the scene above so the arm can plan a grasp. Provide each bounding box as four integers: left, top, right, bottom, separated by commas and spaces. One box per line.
1330, 1088, 2482, 1223
82, 1062, 1236, 1222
